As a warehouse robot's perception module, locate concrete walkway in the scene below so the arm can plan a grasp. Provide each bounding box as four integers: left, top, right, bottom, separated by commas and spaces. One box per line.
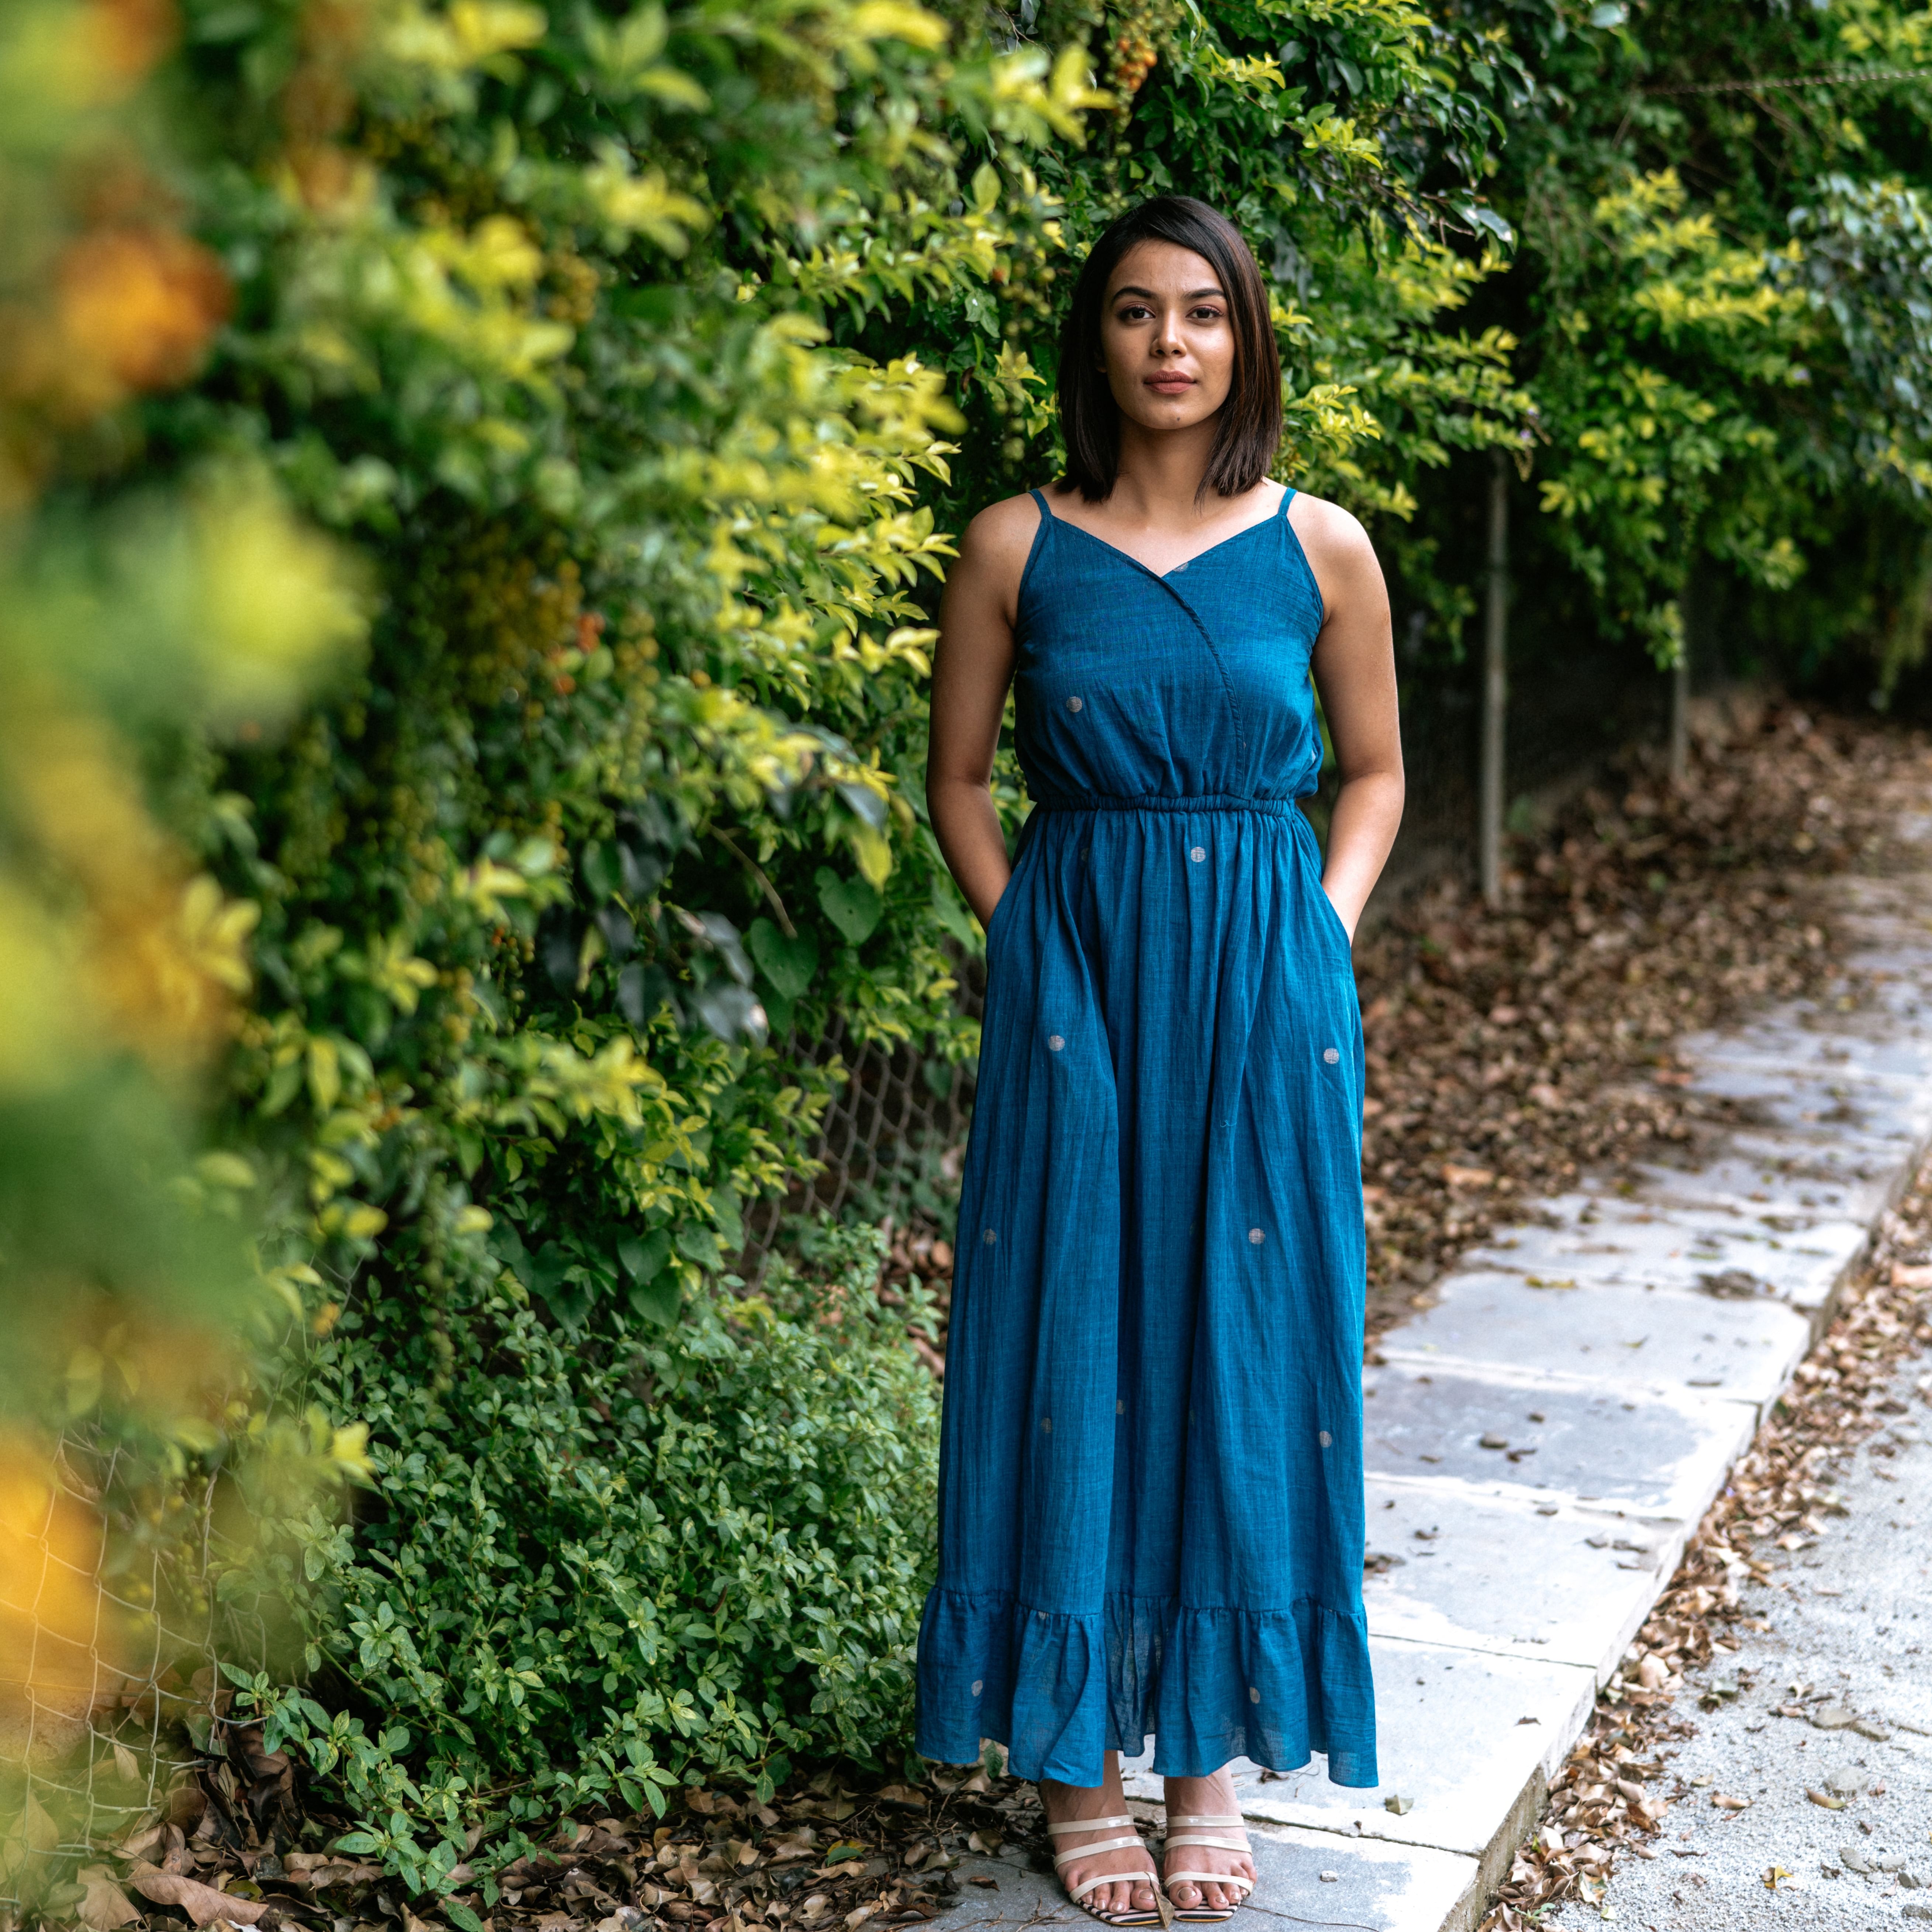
940, 815, 1932, 1932
1539, 1349, 1932, 1931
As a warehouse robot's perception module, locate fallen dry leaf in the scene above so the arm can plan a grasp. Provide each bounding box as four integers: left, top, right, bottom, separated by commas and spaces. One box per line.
76, 1864, 142, 1931
128, 1862, 275, 1927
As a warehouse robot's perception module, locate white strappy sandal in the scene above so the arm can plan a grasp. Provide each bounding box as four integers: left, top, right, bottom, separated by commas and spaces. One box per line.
1046, 1812, 1172, 1928
1158, 1812, 1255, 1923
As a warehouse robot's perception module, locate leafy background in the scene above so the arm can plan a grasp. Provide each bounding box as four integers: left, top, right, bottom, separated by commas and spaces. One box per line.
5, 0, 1932, 1908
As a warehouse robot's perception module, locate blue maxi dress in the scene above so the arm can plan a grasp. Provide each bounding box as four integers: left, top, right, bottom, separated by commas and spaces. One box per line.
913, 486, 1378, 1790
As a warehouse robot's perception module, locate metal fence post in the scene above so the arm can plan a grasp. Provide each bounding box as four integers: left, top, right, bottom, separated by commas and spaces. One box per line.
1480, 450, 1509, 908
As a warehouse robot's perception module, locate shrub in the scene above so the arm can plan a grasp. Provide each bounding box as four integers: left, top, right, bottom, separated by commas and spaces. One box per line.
251, 1220, 940, 1889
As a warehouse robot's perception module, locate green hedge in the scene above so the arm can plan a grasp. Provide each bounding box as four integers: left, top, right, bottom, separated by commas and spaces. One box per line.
247, 1219, 937, 1890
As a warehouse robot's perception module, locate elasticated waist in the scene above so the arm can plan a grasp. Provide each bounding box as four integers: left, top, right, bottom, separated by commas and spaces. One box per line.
1028, 790, 1306, 815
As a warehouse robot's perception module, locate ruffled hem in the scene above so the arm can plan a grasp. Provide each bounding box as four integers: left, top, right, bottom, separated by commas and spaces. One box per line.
913, 1588, 1377, 1788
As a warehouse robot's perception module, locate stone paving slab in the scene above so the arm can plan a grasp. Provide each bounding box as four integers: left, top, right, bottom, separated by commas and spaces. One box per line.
942, 1824, 1483, 1932
1617, 1148, 1895, 1227
1359, 1480, 1666, 1679
1463, 1191, 1869, 1309
1121, 1639, 1596, 1866
1541, 1357, 1932, 1932
1676, 1009, 1932, 1085
1718, 1127, 1912, 1222
1379, 1270, 1812, 1407
1679, 1062, 1932, 1167
1360, 1363, 1755, 1519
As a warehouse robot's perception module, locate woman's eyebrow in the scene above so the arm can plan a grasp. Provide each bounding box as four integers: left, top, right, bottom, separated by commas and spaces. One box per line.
1110, 283, 1227, 301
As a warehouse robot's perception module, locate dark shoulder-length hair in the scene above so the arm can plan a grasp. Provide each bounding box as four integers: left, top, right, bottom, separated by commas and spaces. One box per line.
1058, 195, 1282, 502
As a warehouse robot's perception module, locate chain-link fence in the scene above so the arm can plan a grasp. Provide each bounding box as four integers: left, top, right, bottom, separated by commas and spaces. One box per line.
738, 955, 987, 1275
0, 1428, 233, 1912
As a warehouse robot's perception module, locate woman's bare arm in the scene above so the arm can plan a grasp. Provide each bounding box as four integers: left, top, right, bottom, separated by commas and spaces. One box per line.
1296, 497, 1404, 940
925, 495, 1039, 928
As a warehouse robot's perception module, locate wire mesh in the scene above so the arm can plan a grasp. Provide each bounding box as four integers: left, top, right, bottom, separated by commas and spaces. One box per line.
0, 1427, 232, 1914
738, 952, 986, 1274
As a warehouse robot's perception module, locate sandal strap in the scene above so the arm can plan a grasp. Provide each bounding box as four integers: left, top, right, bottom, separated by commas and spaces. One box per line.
1048, 1813, 1138, 1837
1163, 1834, 1249, 1852
1055, 1835, 1155, 1873
1162, 1815, 1246, 1828
1162, 1874, 1254, 1896
1065, 1859, 1158, 1899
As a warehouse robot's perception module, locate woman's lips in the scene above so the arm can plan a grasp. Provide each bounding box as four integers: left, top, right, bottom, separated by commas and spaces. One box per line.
1145, 375, 1194, 393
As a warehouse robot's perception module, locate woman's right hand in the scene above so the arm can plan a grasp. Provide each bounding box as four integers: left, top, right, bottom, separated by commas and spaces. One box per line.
924, 494, 1039, 930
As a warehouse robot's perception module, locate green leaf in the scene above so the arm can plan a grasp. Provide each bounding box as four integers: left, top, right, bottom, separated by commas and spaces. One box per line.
746, 918, 819, 999
709, 1183, 744, 1252
628, 1274, 682, 1326
618, 1228, 672, 1283
815, 869, 882, 945
675, 1225, 723, 1272
581, 840, 623, 901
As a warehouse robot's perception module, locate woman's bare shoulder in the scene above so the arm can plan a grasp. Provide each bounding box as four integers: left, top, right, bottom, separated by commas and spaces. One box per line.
1285, 487, 1387, 617
959, 488, 1048, 563
1285, 487, 1374, 560
947, 489, 1050, 620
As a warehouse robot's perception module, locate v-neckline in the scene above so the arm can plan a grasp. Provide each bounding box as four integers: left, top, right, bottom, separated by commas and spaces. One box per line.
1044, 490, 1290, 582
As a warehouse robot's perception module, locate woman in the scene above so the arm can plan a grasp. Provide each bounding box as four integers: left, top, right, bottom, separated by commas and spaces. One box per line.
915, 196, 1403, 1926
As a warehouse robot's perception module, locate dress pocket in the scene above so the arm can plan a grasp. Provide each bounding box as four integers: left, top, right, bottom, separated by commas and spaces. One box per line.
983, 872, 1018, 963
1311, 877, 1354, 963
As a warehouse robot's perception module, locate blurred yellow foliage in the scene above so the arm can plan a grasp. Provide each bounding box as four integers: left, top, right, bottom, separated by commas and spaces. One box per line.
0, 0, 366, 1873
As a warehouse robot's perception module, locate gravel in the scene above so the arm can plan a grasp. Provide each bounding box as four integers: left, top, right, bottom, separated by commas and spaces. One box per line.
1543, 1357, 1932, 1929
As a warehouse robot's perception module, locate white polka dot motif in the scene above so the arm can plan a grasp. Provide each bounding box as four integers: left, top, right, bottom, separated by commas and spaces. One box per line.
1189, 845, 1206, 863
1047, 1034, 1065, 1051
1248, 1228, 1265, 1245
1323, 1046, 1341, 1063
1066, 695, 1083, 713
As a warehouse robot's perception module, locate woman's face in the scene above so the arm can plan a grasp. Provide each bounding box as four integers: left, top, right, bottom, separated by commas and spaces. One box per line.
1098, 239, 1235, 436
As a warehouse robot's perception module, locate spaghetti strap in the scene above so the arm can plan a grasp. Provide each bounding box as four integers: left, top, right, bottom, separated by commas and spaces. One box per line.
1030, 487, 1055, 520
1278, 484, 1297, 516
